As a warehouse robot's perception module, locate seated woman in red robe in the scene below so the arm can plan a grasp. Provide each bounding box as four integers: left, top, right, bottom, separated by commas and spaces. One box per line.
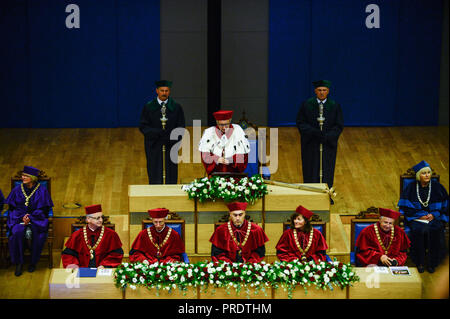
276, 205, 328, 262
129, 208, 185, 264
356, 208, 411, 267
61, 204, 123, 268
210, 202, 269, 263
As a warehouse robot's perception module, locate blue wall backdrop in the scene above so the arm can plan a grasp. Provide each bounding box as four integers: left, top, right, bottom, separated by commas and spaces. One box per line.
1, 0, 444, 127
0, 0, 159, 128
268, 0, 443, 126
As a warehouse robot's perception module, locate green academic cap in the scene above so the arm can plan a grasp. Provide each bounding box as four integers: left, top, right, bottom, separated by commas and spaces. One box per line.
312, 80, 331, 88
155, 80, 173, 88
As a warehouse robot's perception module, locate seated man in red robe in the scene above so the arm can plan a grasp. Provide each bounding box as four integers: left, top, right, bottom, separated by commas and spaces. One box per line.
129, 208, 185, 264
198, 110, 250, 177
356, 208, 411, 267
62, 204, 123, 268
276, 205, 328, 262
210, 202, 269, 263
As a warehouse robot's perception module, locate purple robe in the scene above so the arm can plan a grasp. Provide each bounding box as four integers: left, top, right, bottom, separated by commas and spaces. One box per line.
5, 183, 53, 265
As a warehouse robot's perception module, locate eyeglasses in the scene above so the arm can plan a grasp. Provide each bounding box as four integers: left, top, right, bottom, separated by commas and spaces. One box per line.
88, 216, 103, 221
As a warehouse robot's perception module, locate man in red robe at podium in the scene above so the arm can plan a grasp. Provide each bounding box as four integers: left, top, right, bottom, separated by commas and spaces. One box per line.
210, 202, 269, 263
276, 205, 328, 262
61, 204, 123, 268
129, 208, 185, 263
356, 208, 411, 267
198, 110, 250, 176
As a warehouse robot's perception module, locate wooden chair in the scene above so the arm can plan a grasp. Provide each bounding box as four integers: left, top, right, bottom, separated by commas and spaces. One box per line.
399, 166, 440, 199
1, 170, 54, 268
214, 213, 255, 230
70, 215, 116, 234
141, 211, 189, 263
237, 111, 270, 179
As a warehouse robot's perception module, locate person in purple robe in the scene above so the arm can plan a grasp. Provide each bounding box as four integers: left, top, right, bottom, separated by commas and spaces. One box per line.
0, 188, 5, 211
5, 166, 53, 276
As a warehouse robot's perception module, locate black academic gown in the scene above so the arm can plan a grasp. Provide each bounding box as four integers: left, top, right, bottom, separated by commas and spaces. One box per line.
139, 97, 185, 184
296, 97, 344, 188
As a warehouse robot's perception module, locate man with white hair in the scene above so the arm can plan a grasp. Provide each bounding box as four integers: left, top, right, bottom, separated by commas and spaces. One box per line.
355, 208, 410, 267
398, 160, 449, 273
61, 204, 123, 268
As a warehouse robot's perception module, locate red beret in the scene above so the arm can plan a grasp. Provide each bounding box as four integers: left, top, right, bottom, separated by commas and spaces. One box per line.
213, 110, 233, 121
148, 208, 169, 219
85, 204, 102, 215
227, 202, 248, 212
295, 205, 314, 220
379, 208, 401, 220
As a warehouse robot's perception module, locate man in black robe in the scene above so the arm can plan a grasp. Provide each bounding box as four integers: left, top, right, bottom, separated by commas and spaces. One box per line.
139, 80, 185, 184
296, 80, 344, 192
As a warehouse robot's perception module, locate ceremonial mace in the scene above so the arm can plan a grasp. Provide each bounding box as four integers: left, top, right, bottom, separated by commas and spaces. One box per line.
160, 102, 168, 184
317, 102, 325, 184
263, 179, 337, 198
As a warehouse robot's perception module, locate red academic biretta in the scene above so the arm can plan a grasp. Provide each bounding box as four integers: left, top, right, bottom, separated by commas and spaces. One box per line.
227, 202, 248, 212
213, 110, 233, 121
148, 208, 169, 219
85, 204, 102, 215
379, 208, 401, 220
295, 205, 314, 220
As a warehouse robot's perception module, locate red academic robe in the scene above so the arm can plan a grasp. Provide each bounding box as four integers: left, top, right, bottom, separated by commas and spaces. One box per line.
129, 225, 185, 263
355, 223, 411, 266
276, 228, 328, 262
62, 226, 123, 268
210, 219, 269, 263
201, 126, 248, 176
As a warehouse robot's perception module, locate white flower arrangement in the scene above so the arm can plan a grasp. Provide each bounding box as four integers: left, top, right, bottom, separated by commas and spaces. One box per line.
114, 259, 359, 299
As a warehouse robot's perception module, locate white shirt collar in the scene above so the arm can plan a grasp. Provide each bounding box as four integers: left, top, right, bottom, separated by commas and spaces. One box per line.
157, 97, 168, 106
317, 98, 327, 104
155, 225, 166, 233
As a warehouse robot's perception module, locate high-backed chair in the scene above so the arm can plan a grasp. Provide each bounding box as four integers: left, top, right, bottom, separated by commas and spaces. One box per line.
1, 170, 54, 268
71, 215, 115, 234
214, 213, 255, 231
237, 111, 270, 179
142, 213, 189, 263
282, 215, 331, 262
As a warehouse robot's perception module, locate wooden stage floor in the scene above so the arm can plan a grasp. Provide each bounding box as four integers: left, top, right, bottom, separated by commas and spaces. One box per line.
0, 126, 448, 298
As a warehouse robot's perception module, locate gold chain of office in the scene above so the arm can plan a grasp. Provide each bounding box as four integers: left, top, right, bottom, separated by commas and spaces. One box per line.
293, 228, 314, 261
83, 226, 105, 260
21, 183, 40, 207
228, 221, 251, 256
374, 223, 395, 255
147, 227, 172, 258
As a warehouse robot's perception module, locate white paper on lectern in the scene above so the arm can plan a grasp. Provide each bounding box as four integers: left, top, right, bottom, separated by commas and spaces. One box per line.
97, 268, 113, 276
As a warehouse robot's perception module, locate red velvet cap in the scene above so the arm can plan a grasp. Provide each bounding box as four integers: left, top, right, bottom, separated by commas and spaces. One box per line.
379, 208, 401, 220
148, 208, 169, 219
85, 204, 102, 215
213, 110, 233, 121
295, 205, 314, 220
227, 202, 248, 212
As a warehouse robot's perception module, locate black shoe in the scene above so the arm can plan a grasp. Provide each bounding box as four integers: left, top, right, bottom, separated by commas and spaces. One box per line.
15, 264, 23, 277
417, 265, 425, 273
28, 264, 36, 273
330, 198, 334, 205
427, 266, 435, 273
